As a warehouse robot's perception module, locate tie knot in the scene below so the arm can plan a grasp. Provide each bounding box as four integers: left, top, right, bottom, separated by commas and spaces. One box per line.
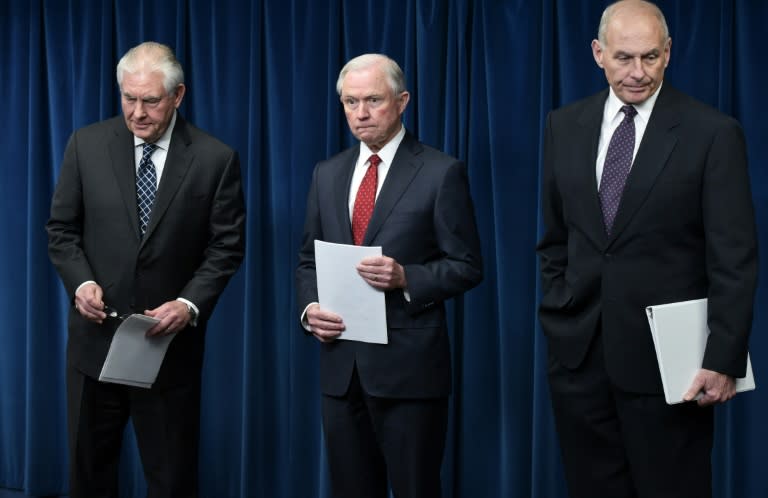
368, 154, 382, 168
621, 105, 637, 119
141, 142, 157, 156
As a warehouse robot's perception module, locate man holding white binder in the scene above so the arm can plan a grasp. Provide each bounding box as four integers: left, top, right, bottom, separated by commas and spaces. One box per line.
536, 1, 758, 497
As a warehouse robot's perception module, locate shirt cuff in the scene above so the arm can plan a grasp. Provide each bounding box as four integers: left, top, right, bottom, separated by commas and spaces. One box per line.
177, 297, 199, 327
75, 280, 97, 296
300, 302, 318, 332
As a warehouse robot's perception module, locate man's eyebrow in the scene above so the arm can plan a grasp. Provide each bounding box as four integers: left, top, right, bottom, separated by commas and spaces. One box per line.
613, 48, 661, 57
122, 93, 162, 100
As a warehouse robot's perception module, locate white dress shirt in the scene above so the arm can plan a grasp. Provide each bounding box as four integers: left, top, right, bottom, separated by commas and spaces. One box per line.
595, 82, 662, 188
132, 111, 177, 182
347, 125, 406, 219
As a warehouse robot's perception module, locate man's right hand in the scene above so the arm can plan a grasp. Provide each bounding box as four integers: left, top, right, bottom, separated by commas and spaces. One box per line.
306, 304, 345, 343
74, 282, 108, 323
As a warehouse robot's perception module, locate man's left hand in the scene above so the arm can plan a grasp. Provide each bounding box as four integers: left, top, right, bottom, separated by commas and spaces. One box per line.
357, 255, 407, 290
144, 300, 191, 337
683, 368, 737, 406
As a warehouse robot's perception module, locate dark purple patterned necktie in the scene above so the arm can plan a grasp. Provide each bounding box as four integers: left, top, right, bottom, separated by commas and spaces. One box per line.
599, 105, 637, 235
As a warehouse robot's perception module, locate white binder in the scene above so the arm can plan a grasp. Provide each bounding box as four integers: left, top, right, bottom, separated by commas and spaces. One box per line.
646, 298, 755, 404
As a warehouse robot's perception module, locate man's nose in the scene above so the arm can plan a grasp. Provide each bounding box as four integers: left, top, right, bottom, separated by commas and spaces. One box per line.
134, 100, 148, 116
355, 102, 370, 118
629, 57, 645, 79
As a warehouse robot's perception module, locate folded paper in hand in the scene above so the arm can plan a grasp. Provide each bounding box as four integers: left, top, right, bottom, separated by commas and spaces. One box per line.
98, 314, 176, 389
646, 298, 755, 404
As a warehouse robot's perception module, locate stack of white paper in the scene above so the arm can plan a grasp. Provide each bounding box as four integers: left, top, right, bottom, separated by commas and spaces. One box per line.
314, 240, 388, 344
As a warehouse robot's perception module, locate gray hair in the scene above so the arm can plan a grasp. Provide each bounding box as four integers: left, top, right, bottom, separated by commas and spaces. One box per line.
336, 53, 406, 96
116, 41, 184, 95
597, 0, 670, 46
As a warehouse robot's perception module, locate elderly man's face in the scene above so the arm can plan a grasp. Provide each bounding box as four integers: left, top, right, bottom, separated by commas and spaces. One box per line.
121, 71, 185, 143
592, 9, 671, 105
340, 65, 409, 152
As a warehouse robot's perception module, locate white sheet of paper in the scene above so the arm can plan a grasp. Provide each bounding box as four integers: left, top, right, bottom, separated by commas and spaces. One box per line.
98, 314, 175, 388
646, 298, 755, 404
315, 240, 387, 344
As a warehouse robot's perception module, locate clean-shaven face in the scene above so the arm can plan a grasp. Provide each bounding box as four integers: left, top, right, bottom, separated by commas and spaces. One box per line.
592, 6, 670, 105
121, 71, 185, 143
340, 65, 409, 152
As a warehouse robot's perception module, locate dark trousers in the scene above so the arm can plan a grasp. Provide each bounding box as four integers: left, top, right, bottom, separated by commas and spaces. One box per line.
66, 366, 201, 498
321, 368, 449, 498
547, 334, 714, 498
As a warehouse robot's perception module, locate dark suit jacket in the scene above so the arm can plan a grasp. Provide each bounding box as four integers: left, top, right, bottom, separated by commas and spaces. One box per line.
47, 115, 246, 388
537, 84, 758, 393
296, 132, 483, 398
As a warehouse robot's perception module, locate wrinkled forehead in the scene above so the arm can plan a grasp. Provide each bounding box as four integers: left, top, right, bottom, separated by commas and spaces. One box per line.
341, 67, 392, 97
605, 12, 667, 48
120, 71, 167, 96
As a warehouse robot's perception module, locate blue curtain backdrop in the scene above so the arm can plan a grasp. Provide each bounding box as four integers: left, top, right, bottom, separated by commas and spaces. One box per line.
1, 1, 766, 497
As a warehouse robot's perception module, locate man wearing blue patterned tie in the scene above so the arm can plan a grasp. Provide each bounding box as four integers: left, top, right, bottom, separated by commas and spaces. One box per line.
46, 41, 245, 498
537, 1, 758, 497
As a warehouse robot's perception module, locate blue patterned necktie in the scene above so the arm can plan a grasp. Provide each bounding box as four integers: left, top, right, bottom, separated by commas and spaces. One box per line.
599, 105, 637, 235
136, 143, 158, 236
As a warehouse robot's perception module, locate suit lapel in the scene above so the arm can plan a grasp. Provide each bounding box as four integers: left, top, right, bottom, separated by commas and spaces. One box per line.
335, 149, 359, 245
107, 122, 142, 238
363, 134, 422, 245
142, 117, 195, 243
608, 85, 679, 243
575, 93, 609, 247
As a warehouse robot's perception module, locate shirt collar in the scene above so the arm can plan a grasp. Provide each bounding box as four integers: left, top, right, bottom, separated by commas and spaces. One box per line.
605, 81, 663, 124
358, 125, 406, 166
133, 111, 177, 150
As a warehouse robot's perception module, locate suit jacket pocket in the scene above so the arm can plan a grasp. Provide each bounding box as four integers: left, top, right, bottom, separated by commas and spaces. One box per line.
540, 278, 574, 311
182, 191, 210, 204
387, 296, 444, 329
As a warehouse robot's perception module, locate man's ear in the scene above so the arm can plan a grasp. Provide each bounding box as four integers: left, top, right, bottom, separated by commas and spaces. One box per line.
398, 91, 410, 114
173, 83, 186, 108
591, 39, 604, 68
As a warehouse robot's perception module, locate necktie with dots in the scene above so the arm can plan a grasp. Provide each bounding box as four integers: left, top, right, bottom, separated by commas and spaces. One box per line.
599, 105, 637, 235
352, 154, 381, 245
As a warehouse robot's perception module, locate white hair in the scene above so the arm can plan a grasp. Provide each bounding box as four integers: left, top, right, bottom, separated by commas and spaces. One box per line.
116, 41, 184, 95
336, 53, 406, 96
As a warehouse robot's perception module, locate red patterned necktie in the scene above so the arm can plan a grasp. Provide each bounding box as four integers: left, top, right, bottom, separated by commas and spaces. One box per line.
352, 154, 381, 245
599, 105, 637, 235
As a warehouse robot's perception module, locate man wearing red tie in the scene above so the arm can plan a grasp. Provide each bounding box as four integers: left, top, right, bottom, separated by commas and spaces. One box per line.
296, 53, 483, 498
